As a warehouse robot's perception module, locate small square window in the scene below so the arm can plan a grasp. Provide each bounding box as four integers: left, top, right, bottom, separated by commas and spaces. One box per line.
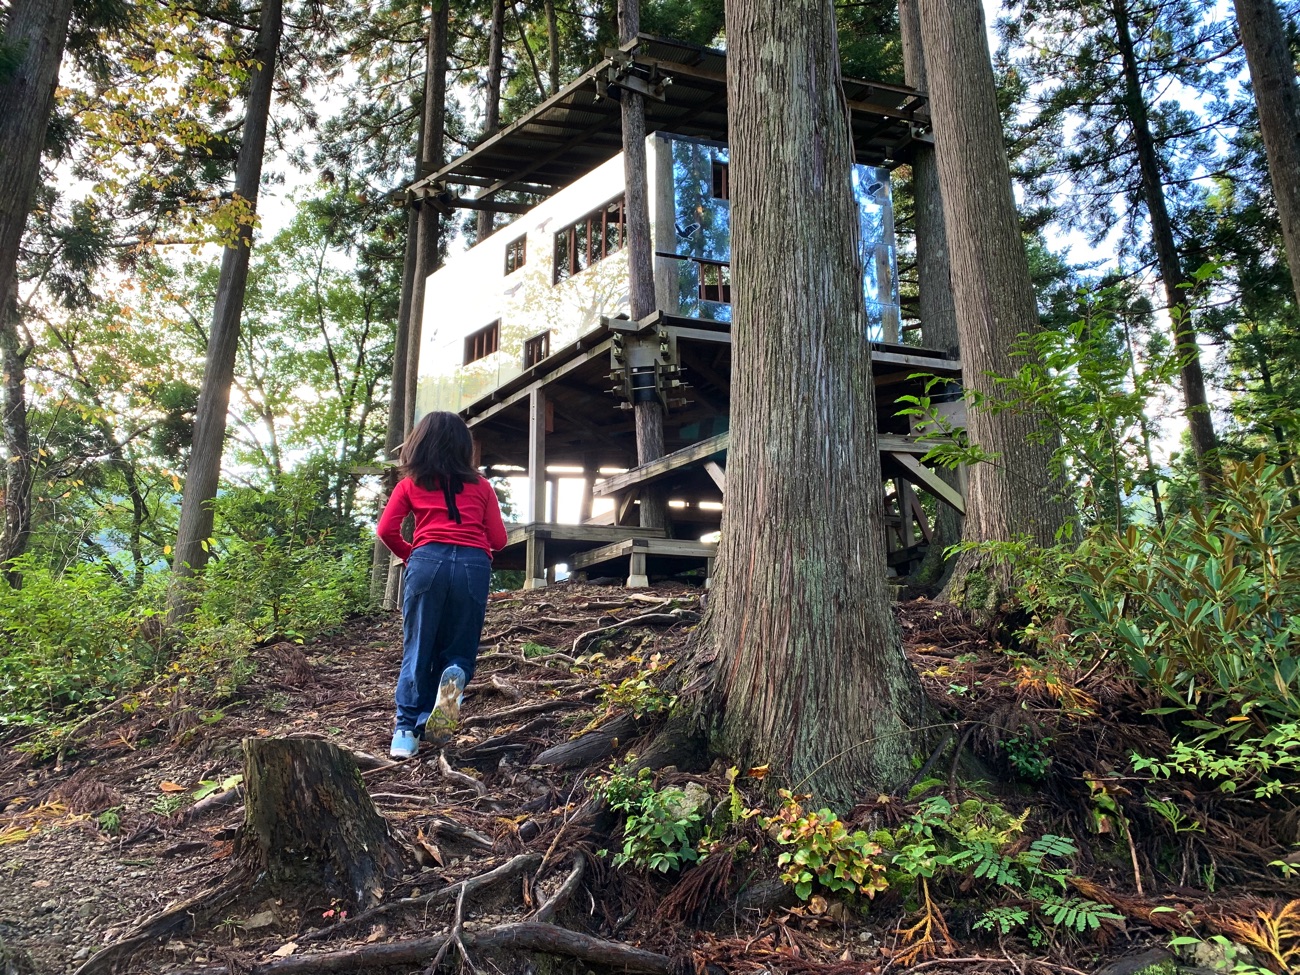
710, 161, 729, 200
523, 331, 550, 368
464, 320, 500, 364
505, 235, 527, 274
698, 261, 731, 304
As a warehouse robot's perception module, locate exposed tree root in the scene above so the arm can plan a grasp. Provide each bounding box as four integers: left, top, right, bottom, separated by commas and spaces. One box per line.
437, 752, 487, 797
571, 610, 697, 656
533, 855, 585, 923
177, 922, 676, 975
299, 852, 542, 944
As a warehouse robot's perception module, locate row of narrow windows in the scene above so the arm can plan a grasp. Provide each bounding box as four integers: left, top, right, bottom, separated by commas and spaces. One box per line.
468, 165, 731, 366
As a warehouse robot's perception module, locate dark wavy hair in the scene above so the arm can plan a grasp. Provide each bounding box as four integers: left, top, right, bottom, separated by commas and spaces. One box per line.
399, 411, 480, 524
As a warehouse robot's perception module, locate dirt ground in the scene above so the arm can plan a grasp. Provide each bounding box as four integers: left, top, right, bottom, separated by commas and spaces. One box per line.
0, 582, 1292, 975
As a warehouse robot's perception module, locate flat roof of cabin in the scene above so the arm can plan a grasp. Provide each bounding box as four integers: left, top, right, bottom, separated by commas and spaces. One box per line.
408, 35, 931, 213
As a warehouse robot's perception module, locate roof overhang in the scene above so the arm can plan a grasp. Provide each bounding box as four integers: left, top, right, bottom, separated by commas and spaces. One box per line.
407, 35, 930, 213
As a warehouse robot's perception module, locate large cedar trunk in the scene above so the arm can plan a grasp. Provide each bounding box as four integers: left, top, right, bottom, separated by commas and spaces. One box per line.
1110, 0, 1220, 496
237, 738, 403, 908
168, 0, 283, 618
0, 0, 76, 586
917, 0, 1073, 609
1234, 0, 1300, 311
476, 0, 507, 243
899, 0, 962, 589
709, 0, 922, 806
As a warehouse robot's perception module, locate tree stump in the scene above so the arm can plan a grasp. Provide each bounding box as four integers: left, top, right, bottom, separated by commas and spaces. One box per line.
236, 737, 403, 908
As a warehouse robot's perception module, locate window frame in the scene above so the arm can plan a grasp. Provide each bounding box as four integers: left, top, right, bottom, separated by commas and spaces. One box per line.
553, 195, 627, 284
464, 320, 500, 364
697, 259, 732, 304
505, 234, 527, 275
522, 330, 551, 369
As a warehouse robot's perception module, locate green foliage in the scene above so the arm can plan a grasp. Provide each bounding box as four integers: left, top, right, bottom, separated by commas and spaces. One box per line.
591, 758, 704, 874
192, 472, 370, 647
767, 791, 889, 900
598, 653, 677, 717
1002, 730, 1053, 781
1132, 723, 1300, 799
1068, 457, 1300, 739
0, 555, 163, 729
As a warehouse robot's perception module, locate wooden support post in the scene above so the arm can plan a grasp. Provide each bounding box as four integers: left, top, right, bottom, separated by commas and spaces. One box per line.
546, 476, 558, 523
579, 462, 594, 523
899, 480, 919, 549
627, 548, 649, 589
525, 532, 547, 590
526, 388, 548, 589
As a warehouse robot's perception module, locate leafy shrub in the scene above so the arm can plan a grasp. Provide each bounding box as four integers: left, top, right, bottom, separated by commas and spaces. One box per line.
0, 555, 163, 729
1069, 457, 1300, 738
591, 758, 706, 873
192, 474, 370, 645
767, 791, 888, 900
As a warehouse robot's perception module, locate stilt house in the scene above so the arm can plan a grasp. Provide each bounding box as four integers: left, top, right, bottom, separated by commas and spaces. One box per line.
406, 37, 964, 588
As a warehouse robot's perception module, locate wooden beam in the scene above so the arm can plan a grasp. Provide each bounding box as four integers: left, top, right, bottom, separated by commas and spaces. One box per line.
528, 386, 548, 524
889, 452, 966, 516
592, 432, 730, 497
871, 349, 963, 373
704, 460, 726, 492
466, 339, 613, 427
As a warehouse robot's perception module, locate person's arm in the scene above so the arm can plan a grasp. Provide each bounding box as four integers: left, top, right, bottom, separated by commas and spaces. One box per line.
483, 480, 508, 553
376, 479, 414, 563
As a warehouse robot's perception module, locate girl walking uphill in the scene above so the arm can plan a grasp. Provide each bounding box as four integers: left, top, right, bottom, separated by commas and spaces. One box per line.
377, 412, 507, 759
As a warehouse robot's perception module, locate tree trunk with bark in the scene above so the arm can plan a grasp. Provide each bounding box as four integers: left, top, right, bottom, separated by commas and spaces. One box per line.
1111, 0, 1219, 497
0, 0, 76, 587
373, 1, 449, 610
899, 0, 962, 590
917, 0, 1073, 610
1233, 0, 1300, 312
545, 0, 561, 94
168, 0, 283, 620
236, 738, 403, 909
708, 0, 923, 806
618, 0, 669, 531
476, 0, 506, 243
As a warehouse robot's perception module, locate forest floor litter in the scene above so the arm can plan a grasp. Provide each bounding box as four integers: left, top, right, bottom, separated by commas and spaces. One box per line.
1, 582, 1295, 975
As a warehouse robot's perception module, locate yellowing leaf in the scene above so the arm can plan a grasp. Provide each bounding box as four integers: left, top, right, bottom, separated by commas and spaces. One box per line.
158, 781, 186, 793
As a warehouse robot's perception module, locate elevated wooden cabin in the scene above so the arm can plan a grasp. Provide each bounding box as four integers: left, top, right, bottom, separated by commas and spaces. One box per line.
407, 36, 963, 588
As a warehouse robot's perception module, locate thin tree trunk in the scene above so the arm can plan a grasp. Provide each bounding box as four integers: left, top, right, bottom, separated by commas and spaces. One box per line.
899, 0, 962, 589
476, 0, 506, 242
403, 0, 449, 438
545, 0, 561, 94
709, 0, 922, 805
1111, 0, 1219, 497
169, 0, 283, 620
1233, 0, 1300, 313
918, 0, 1073, 611
618, 0, 668, 531
0, 0, 76, 586
375, 2, 449, 611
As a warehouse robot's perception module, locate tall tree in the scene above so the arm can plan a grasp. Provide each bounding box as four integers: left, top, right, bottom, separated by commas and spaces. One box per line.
476, 0, 506, 242
169, 0, 283, 619
709, 0, 921, 804
618, 0, 668, 531
917, 0, 1073, 606
1233, 0, 1300, 311
0, 0, 77, 587
898, 0, 962, 587
999, 0, 1235, 496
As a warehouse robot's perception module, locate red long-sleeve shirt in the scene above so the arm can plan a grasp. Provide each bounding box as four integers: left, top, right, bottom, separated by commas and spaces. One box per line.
376, 476, 508, 563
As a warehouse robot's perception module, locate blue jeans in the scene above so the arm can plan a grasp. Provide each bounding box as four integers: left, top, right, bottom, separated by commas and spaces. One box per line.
396, 542, 491, 732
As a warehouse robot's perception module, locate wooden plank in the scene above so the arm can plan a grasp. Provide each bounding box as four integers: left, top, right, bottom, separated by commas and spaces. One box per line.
592, 432, 730, 497
571, 537, 718, 570
569, 539, 635, 568
871, 349, 963, 373
664, 325, 733, 345
890, 452, 966, 516
703, 460, 726, 491
504, 522, 665, 547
